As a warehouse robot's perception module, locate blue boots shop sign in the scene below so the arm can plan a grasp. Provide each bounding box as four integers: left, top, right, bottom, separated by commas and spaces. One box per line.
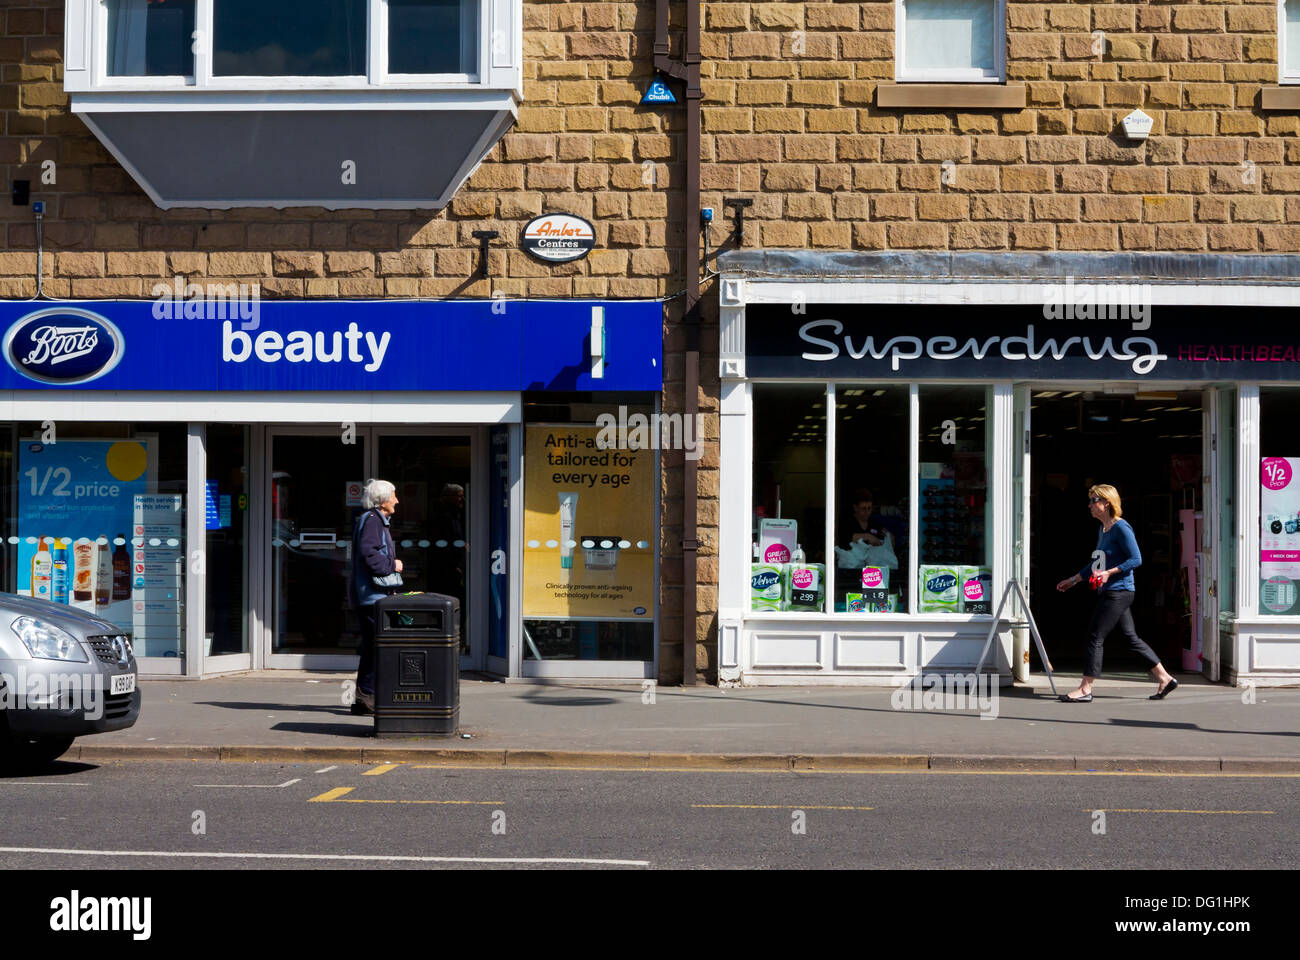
3, 307, 125, 384
0, 300, 662, 392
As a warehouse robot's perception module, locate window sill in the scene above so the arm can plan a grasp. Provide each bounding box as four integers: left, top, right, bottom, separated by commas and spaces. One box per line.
745, 611, 998, 623
1260, 85, 1300, 111
877, 82, 1026, 110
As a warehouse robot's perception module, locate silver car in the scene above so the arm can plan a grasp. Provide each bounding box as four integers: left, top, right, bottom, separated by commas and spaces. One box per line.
0, 593, 140, 771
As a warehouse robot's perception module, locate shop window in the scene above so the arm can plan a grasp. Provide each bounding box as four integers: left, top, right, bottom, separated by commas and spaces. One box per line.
896, 0, 1005, 82
106, 0, 195, 77
1258, 389, 1300, 615
918, 387, 991, 614
834, 387, 908, 613
521, 394, 658, 662
6, 422, 187, 659
1217, 390, 1236, 617
751, 385, 827, 613
205, 425, 249, 657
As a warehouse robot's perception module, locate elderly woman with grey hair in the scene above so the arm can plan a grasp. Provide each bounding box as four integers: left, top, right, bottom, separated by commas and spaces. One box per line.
350, 478, 403, 715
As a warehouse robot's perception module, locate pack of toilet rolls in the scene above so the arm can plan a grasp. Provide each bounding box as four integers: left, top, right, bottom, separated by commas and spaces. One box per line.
920, 565, 993, 613
750, 562, 825, 612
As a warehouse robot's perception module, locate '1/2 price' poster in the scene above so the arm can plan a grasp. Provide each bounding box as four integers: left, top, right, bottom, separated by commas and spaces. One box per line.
1261, 456, 1300, 614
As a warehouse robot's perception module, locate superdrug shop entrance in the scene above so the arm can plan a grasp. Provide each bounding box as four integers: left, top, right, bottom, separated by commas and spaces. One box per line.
1025, 389, 1206, 674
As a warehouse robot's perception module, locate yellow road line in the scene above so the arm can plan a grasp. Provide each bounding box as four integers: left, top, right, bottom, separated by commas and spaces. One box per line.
328, 798, 504, 805
692, 803, 873, 811
407, 764, 1300, 779
1085, 808, 1274, 814
308, 787, 354, 802
363, 764, 400, 776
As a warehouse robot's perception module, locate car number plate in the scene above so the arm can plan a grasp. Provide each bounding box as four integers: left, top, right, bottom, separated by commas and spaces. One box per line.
111, 673, 136, 695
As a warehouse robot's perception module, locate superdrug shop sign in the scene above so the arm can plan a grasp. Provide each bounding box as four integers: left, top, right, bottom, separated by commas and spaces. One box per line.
745, 303, 1300, 381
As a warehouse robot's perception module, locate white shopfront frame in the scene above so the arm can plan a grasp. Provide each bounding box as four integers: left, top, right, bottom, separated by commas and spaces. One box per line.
260, 424, 488, 674
718, 276, 1300, 687
0, 391, 519, 678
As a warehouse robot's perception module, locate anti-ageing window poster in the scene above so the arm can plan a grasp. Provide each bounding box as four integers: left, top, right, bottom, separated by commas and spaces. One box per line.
523, 425, 654, 620
1260, 457, 1300, 614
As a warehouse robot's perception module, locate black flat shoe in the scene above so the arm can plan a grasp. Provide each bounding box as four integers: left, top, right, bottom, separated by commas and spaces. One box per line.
1149, 677, 1179, 700
1059, 693, 1093, 703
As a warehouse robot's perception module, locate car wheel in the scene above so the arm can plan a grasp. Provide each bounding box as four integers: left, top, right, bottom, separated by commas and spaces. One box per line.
0, 735, 75, 773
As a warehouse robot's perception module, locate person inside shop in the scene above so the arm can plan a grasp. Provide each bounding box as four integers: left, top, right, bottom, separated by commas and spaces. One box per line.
837, 488, 899, 570
350, 478, 404, 716
1055, 483, 1179, 703
429, 482, 467, 599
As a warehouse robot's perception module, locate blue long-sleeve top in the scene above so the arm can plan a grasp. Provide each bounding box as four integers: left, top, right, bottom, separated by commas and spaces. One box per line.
1078, 517, 1141, 591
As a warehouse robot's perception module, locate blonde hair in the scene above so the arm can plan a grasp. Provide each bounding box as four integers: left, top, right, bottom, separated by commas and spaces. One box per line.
1089, 483, 1122, 519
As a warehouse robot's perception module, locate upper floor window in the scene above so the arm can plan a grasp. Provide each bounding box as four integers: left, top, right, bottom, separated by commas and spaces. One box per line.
213, 0, 367, 77
1284, 0, 1300, 83
895, 0, 1005, 83
107, 0, 195, 77
67, 0, 520, 208
101, 0, 481, 84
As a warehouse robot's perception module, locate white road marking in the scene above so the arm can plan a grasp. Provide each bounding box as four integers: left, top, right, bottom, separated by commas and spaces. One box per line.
195, 778, 302, 789
0, 846, 650, 867
315, 766, 338, 774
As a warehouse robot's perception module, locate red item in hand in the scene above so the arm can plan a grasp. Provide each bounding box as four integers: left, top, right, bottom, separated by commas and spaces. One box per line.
1088, 572, 1103, 591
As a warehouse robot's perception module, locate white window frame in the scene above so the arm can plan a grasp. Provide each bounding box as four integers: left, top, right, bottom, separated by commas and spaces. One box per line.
83, 0, 500, 91
1283, 0, 1300, 83
895, 0, 1006, 84
376, 0, 481, 84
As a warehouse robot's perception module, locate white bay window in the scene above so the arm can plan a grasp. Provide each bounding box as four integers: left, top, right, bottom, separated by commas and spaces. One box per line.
66, 0, 521, 207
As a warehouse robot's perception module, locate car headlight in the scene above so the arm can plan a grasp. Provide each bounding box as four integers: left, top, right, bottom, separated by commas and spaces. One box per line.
12, 617, 88, 662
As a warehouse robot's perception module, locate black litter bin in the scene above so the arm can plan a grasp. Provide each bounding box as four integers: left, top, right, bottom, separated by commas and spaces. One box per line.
373, 592, 459, 738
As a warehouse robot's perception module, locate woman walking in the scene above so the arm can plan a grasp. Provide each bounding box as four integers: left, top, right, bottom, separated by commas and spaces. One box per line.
350, 479, 403, 715
1054, 484, 1178, 703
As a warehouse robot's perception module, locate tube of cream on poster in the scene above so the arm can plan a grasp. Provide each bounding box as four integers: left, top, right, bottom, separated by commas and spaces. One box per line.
558, 492, 579, 570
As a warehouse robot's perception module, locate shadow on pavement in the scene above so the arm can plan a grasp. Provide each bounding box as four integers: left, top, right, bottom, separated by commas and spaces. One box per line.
523, 695, 620, 707
0, 760, 97, 779
195, 701, 353, 714
270, 721, 372, 738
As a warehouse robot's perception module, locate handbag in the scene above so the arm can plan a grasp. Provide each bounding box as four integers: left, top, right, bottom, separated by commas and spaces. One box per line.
361, 510, 404, 589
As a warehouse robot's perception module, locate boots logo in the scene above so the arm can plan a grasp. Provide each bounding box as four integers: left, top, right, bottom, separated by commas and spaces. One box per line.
4, 308, 125, 384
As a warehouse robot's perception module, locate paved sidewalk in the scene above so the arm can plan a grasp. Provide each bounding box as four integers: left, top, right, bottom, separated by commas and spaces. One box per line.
65, 671, 1300, 771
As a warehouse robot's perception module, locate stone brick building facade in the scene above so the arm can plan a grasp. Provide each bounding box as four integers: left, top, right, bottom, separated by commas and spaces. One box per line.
1, 1, 1298, 683
699, 1, 1299, 254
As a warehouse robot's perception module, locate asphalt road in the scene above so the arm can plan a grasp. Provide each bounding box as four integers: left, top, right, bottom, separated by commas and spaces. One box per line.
0, 760, 1295, 870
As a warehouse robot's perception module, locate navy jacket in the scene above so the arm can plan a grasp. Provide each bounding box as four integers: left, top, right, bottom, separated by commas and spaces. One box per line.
352, 508, 397, 608
1078, 517, 1142, 591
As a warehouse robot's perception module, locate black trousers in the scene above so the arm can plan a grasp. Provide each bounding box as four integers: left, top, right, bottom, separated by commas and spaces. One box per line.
1084, 589, 1161, 678
355, 604, 377, 696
